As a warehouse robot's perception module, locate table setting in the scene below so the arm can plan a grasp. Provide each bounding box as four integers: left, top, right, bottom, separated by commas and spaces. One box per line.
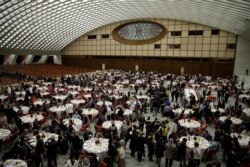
63, 118, 82, 131
4, 159, 27, 167
28, 132, 59, 147
82, 138, 109, 160
178, 119, 201, 129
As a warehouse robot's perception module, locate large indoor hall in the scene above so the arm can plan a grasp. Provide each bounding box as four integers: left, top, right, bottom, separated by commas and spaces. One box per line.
0, 1, 250, 167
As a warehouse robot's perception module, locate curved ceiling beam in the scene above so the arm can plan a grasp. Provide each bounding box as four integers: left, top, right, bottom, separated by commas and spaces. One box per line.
0, 0, 249, 51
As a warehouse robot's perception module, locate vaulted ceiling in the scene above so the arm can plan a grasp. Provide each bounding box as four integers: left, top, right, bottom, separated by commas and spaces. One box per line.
0, 0, 249, 52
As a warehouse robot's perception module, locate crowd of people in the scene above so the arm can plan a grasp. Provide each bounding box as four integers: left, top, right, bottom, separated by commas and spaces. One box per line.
0, 69, 249, 167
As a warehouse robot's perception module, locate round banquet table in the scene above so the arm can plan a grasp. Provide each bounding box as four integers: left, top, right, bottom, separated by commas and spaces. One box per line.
15, 91, 26, 96
219, 116, 242, 124
82, 108, 99, 117
68, 85, 80, 90
84, 94, 92, 99
4, 159, 27, 167
173, 108, 194, 115
178, 119, 201, 129
33, 100, 46, 106
28, 133, 59, 147
49, 106, 66, 116
208, 85, 219, 90
83, 87, 92, 92
191, 84, 201, 88
68, 91, 79, 97
13, 106, 30, 114
52, 95, 68, 101
102, 120, 124, 136
63, 118, 82, 131
115, 109, 133, 116
97, 101, 112, 107
211, 107, 225, 113
40, 92, 50, 97
180, 136, 211, 159
83, 138, 109, 160
231, 133, 250, 146
0, 129, 11, 141
180, 136, 211, 150
20, 114, 43, 125
70, 99, 85, 107
0, 95, 8, 101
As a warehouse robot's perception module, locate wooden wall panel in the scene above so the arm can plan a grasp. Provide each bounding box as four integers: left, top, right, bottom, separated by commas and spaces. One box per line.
68, 57, 234, 77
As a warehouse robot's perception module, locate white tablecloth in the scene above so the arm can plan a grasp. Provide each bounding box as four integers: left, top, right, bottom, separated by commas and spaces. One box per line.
20, 114, 43, 124
173, 108, 194, 115
208, 85, 219, 90
219, 116, 242, 124
190, 84, 201, 89
43, 82, 52, 86
68, 85, 80, 91
102, 120, 123, 136
52, 95, 68, 101
116, 109, 133, 116
82, 108, 99, 117
180, 136, 211, 150
0, 95, 8, 101
37, 86, 48, 92
84, 94, 92, 99
33, 100, 46, 106
211, 107, 225, 113
15, 91, 26, 96
231, 133, 250, 146
70, 99, 85, 106
49, 106, 66, 116
83, 87, 92, 92
83, 138, 109, 160
13, 106, 30, 114
239, 94, 250, 100
68, 91, 79, 97
243, 108, 250, 117
184, 88, 198, 101
63, 118, 82, 131
29, 133, 59, 147
178, 119, 201, 129
97, 101, 112, 107
0, 129, 11, 141
40, 92, 50, 97
4, 159, 27, 167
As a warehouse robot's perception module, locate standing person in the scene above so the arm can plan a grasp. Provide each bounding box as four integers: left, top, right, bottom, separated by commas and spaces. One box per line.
118, 140, 126, 167
137, 132, 145, 163
35, 135, 44, 167
165, 138, 177, 167
46, 137, 58, 167
193, 142, 201, 167
155, 137, 165, 167
147, 132, 155, 161
179, 138, 187, 167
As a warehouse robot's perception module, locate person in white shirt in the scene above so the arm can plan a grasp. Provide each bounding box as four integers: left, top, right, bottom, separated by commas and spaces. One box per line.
193, 142, 201, 167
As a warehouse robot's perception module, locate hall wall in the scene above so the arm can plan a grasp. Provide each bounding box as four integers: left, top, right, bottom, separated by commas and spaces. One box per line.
61, 18, 236, 76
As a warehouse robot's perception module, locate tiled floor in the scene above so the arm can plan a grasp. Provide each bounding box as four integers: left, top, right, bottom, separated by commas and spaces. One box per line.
1, 83, 242, 167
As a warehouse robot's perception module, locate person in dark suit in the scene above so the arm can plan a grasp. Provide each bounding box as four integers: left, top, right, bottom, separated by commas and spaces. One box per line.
46, 137, 58, 167
35, 135, 44, 167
